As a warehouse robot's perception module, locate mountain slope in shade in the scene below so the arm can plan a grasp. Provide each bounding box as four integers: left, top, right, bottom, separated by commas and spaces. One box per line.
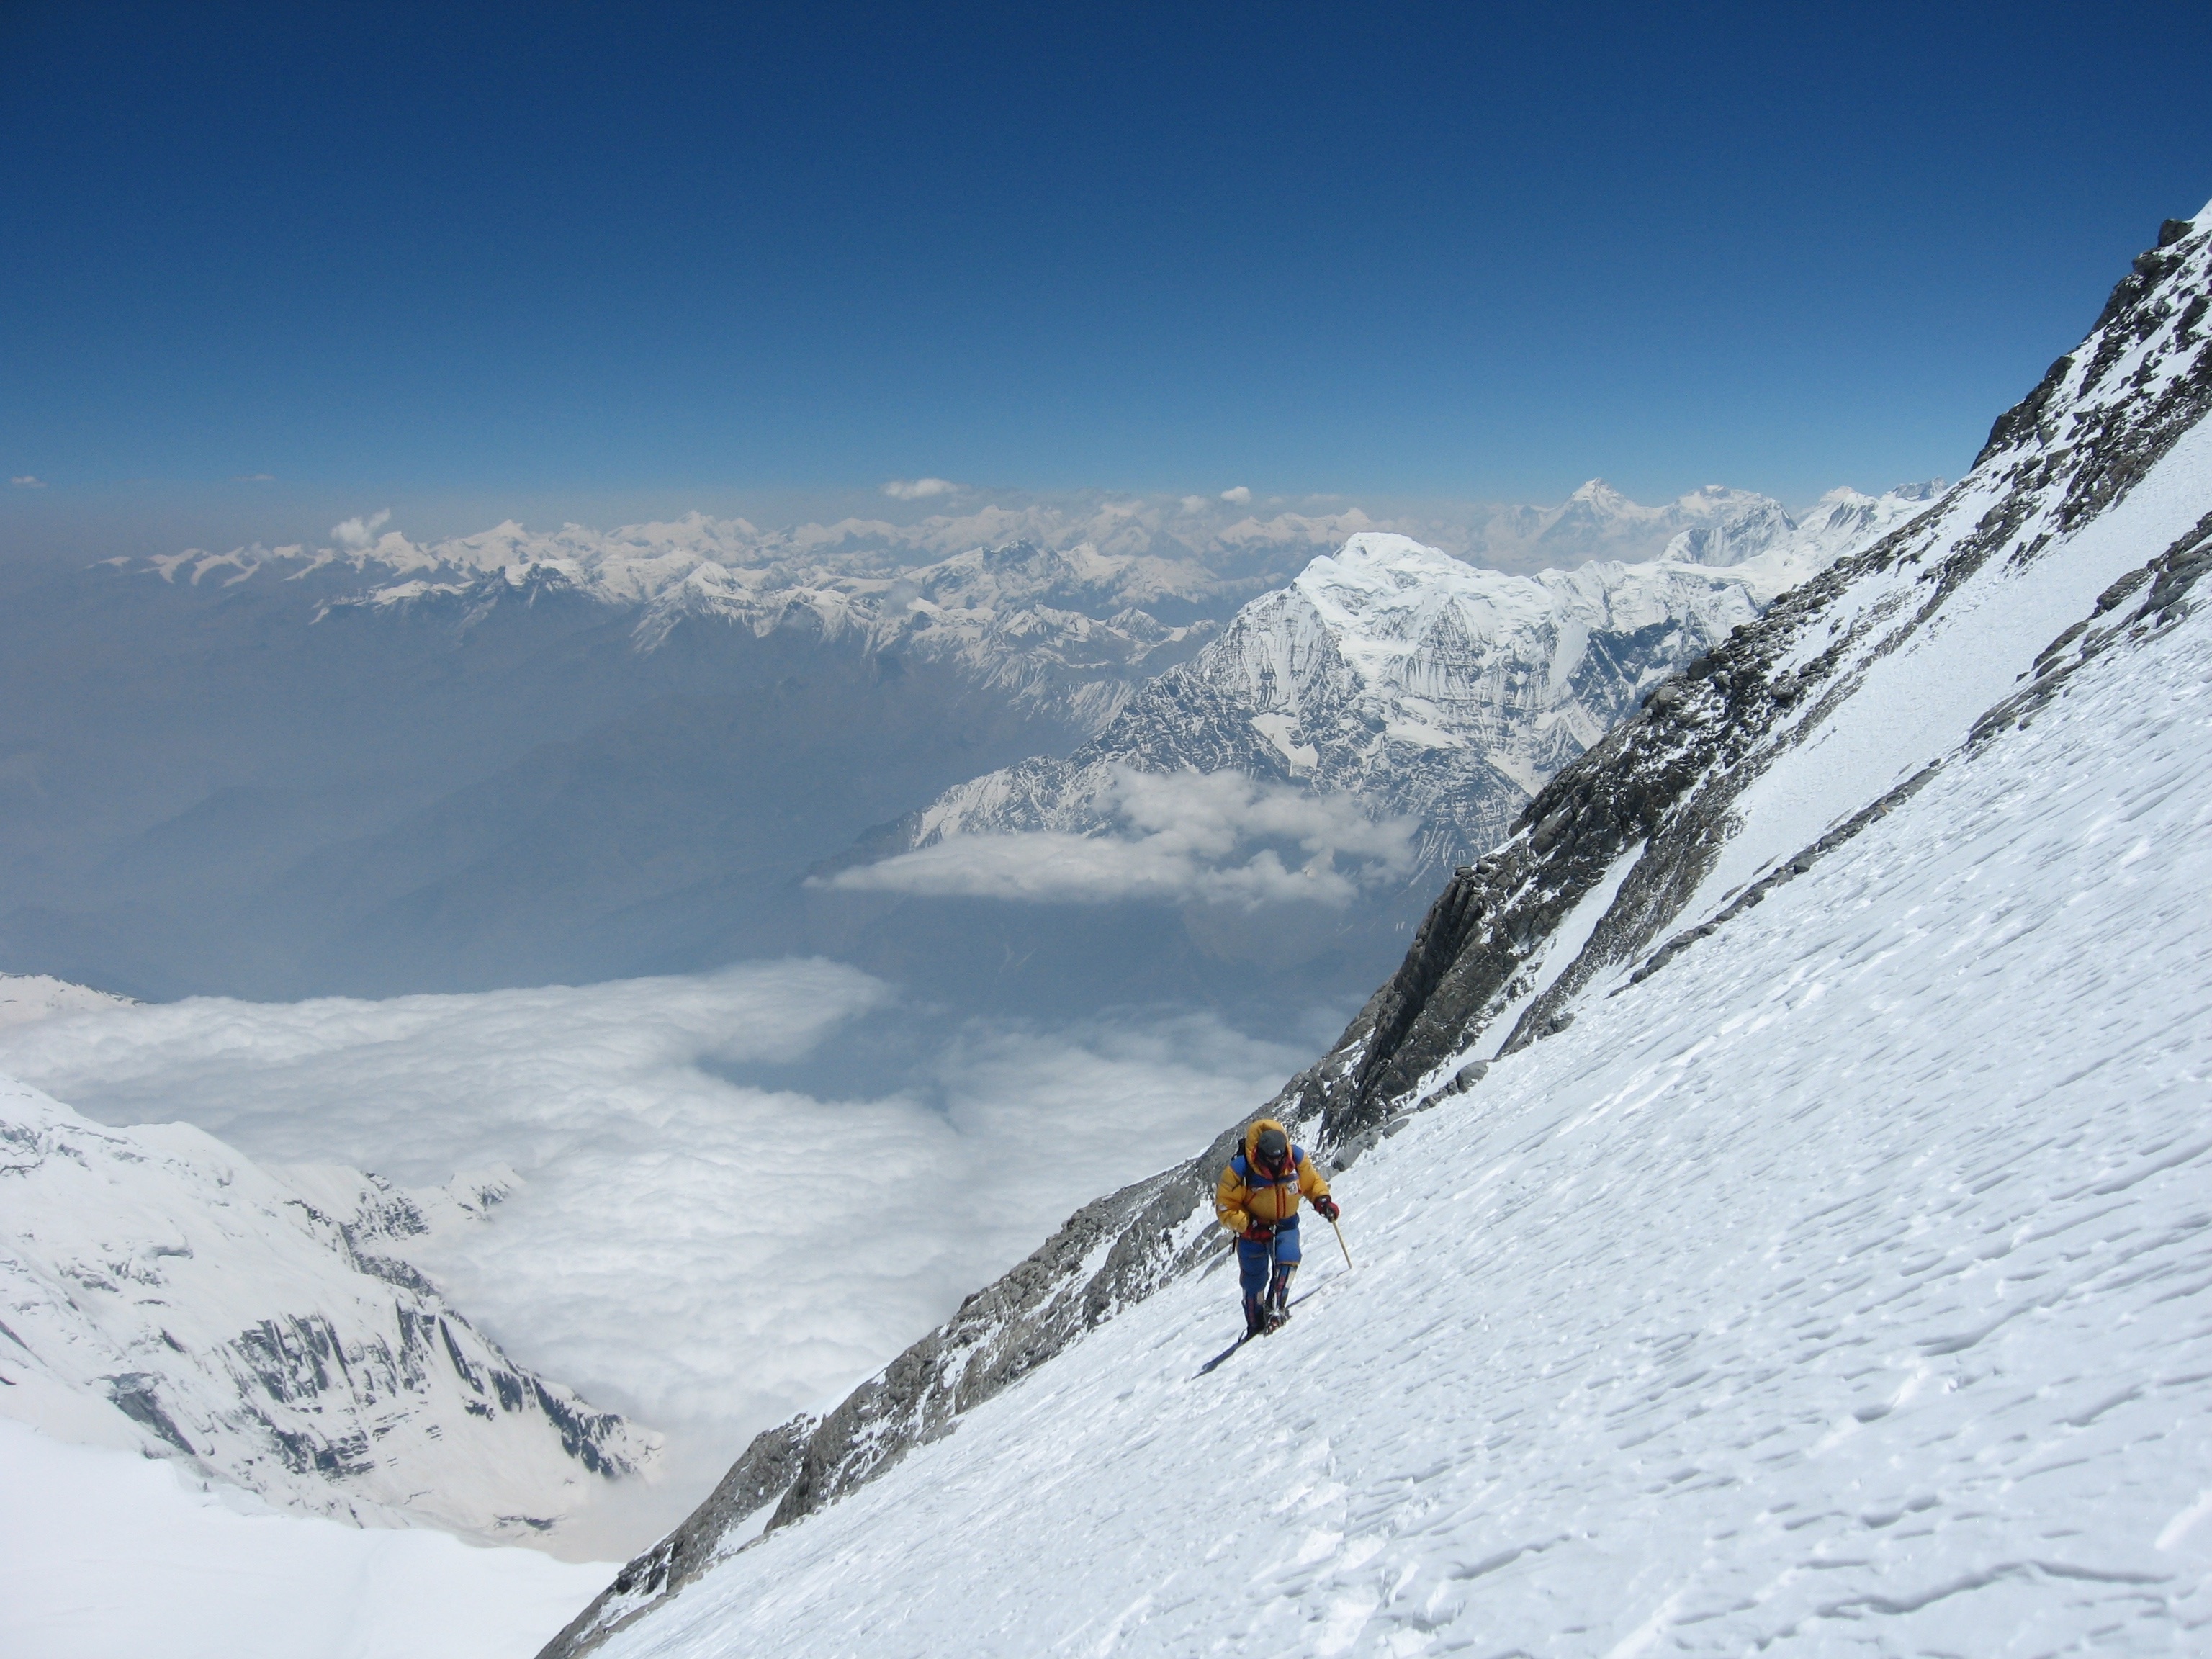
0, 1074, 657, 1547
543, 205, 2212, 1656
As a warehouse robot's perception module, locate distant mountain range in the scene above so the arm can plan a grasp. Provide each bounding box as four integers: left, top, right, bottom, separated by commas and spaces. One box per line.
0, 478, 1930, 1007
801, 486, 1938, 1014
837, 486, 1939, 886
158, 477, 1918, 734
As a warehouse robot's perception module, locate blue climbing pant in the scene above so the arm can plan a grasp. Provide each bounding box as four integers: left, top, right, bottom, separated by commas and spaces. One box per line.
1238, 1218, 1300, 1325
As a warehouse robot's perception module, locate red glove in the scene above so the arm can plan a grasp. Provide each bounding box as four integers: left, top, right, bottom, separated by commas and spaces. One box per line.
1313, 1195, 1341, 1223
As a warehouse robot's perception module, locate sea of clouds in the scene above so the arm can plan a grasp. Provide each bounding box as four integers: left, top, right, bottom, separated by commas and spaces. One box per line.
0, 963, 1317, 1538
824, 769, 1419, 907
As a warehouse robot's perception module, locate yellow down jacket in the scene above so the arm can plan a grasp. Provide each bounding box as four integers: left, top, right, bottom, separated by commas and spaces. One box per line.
1216, 1118, 1331, 1235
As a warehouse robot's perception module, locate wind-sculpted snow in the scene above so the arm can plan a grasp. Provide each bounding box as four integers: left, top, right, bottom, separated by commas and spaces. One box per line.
541, 207, 2212, 1657
0, 1077, 656, 1547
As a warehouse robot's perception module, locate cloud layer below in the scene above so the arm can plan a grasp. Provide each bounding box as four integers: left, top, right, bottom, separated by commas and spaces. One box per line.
825, 769, 1418, 907
0, 963, 1312, 1537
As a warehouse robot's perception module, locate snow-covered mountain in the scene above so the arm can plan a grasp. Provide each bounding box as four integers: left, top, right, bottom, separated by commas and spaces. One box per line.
1515, 478, 1779, 564
300, 530, 1229, 736
158, 481, 1833, 738
544, 207, 2212, 1656
0, 477, 1872, 1006
0, 972, 135, 1029
0, 1069, 656, 1547
835, 485, 1938, 889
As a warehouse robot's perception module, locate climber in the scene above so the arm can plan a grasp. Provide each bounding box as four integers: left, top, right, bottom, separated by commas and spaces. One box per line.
1216, 1118, 1339, 1337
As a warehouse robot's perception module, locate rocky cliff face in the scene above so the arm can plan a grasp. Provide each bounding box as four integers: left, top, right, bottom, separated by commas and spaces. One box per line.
0, 1075, 656, 1546
539, 209, 2212, 1658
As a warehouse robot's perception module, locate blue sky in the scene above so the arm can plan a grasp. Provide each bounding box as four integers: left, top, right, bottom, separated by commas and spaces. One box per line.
4, 0, 2209, 534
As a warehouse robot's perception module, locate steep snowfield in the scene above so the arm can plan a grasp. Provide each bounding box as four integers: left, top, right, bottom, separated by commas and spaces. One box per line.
0, 1077, 655, 1547
586, 487, 2212, 1658
0, 1418, 605, 1659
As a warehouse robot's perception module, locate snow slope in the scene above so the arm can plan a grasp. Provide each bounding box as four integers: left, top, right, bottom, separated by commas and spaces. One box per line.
0, 1076, 655, 1547
583, 469, 2212, 1659
549, 205, 2212, 1655
0, 1418, 606, 1659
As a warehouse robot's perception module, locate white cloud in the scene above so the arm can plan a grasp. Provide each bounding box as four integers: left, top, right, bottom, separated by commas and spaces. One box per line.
1220, 485, 1251, 505
827, 768, 1416, 908
330, 508, 392, 551
881, 477, 958, 500
0, 962, 1306, 1546
9, 475, 45, 488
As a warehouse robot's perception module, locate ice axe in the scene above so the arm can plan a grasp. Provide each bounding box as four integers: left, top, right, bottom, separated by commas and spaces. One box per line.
1326, 1212, 1353, 1270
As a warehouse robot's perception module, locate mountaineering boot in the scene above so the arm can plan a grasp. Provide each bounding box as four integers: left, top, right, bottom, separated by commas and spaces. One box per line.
1264, 1267, 1295, 1332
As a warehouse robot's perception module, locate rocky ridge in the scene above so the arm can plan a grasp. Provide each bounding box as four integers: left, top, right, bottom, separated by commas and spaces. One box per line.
540, 204, 2212, 1658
